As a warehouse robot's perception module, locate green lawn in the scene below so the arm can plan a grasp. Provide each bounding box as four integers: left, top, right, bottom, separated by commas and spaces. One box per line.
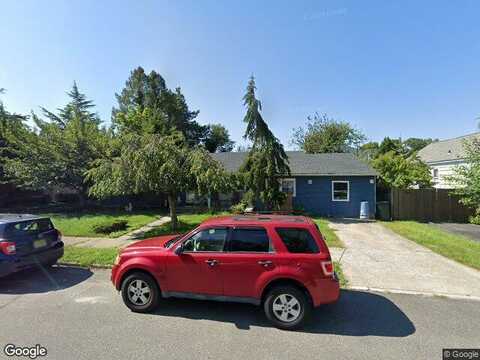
312, 218, 344, 248
142, 212, 228, 238
383, 221, 480, 270
60, 246, 118, 267
46, 212, 162, 238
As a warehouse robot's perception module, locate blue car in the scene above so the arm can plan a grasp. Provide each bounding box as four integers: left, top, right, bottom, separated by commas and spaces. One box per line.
0, 214, 64, 278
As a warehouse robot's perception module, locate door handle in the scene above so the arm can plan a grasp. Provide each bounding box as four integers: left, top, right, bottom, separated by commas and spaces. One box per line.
258, 260, 272, 267
205, 259, 219, 266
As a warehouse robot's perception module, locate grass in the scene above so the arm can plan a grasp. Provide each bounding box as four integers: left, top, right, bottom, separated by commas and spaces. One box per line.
334, 261, 348, 288
45, 211, 162, 238
142, 212, 228, 238
383, 221, 480, 270
60, 246, 118, 267
312, 218, 344, 248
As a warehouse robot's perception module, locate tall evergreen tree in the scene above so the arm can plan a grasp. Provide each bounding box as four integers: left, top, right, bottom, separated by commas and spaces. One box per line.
113, 66, 206, 146
4, 83, 108, 205
240, 76, 290, 210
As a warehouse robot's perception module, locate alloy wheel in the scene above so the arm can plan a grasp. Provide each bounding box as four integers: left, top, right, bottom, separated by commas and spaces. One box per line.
127, 279, 151, 306
272, 293, 301, 322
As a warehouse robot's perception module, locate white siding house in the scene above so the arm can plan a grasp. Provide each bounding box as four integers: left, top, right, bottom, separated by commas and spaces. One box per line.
418, 133, 479, 189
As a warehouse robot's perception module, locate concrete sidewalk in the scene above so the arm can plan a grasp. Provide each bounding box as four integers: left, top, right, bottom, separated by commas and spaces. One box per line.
330, 220, 480, 299
63, 216, 171, 249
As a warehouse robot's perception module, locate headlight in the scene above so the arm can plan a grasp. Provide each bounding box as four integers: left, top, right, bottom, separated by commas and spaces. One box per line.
114, 255, 120, 265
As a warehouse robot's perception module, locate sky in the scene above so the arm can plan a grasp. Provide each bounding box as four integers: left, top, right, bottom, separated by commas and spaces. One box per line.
1, 0, 479, 149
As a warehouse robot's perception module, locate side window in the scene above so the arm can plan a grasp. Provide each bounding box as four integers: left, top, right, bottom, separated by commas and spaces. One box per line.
229, 228, 271, 252
183, 228, 227, 252
276, 228, 319, 254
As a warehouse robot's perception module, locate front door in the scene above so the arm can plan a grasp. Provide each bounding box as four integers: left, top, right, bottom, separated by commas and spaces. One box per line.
165, 227, 228, 296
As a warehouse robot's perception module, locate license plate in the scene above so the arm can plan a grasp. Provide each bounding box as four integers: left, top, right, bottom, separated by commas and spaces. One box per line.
33, 239, 47, 249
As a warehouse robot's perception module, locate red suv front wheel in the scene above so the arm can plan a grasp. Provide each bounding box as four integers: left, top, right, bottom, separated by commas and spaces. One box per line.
121, 272, 160, 313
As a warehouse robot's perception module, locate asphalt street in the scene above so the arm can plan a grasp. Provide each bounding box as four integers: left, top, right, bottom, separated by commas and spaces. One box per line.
0, 266, 479, 360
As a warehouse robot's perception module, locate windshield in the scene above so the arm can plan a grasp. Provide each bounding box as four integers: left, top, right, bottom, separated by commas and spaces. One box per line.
164, 234, 183, 248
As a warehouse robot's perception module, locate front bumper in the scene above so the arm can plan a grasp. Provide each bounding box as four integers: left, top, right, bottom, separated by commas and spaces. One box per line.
111, 264, 120, 289
0, 242, 64, 278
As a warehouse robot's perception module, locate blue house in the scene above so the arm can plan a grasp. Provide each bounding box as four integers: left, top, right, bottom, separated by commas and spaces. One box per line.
212, 151, 377, 218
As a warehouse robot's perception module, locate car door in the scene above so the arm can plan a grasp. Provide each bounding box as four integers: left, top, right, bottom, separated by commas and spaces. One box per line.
165, 227, 228, 296
221, 226, 277, 299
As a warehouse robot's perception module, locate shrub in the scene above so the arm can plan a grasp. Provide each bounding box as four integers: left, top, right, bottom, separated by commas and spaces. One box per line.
230, 202, 247, 214
93, 220, 128, 234
469, 209, 480, 225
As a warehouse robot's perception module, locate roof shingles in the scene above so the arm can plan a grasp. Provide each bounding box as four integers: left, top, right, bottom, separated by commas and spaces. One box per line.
212, 151, 376, 176
418, 132, 480, 163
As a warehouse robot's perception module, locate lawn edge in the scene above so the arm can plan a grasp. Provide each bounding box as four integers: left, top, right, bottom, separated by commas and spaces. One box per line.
57, 261, 113, 269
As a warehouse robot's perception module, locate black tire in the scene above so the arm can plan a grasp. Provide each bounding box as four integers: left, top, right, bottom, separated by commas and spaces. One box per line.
263, 285, 311, 330
121, 272, 160, 313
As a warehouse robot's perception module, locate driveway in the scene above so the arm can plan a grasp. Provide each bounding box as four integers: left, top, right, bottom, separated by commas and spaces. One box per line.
430, 222, 480, 242
0, 267, 479, 360
330, 220, 480, 299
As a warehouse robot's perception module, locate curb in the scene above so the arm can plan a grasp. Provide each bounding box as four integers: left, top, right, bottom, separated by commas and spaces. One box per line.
348, 285, 480, 302
57, 261, 113, 270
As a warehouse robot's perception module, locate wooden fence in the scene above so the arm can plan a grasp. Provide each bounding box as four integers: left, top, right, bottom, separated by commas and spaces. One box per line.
390, 188, 474, 223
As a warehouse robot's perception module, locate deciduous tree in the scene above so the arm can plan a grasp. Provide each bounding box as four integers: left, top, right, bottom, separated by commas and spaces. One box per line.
291, 113, 365, 153
372, 151, 432, 189
203, 124, 234, 153
449, 137, 480, 223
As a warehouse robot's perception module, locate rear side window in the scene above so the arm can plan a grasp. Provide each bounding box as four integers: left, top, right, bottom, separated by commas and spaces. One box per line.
229, 228, 271, 252
276, 228, 319, 254
5, 219, 53, 236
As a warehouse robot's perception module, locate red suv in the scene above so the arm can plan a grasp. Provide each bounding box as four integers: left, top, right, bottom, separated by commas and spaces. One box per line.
111, 215, 340, 329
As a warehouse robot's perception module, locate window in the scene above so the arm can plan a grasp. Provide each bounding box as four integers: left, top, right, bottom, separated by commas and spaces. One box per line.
276, 228, 319, 253
280, 178, 296, 197
332, 181, 349, 201
5, 219, 53, 236
229, 228, 271, 252
183, 228, 227, 252
433, 168, 439, 179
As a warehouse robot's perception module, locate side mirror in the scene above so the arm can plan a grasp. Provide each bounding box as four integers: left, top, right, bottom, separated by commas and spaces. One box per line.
174, 243, 184, 255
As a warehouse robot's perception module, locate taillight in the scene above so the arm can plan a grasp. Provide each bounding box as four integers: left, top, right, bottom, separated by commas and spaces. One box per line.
321, 261, 334, 276
0, 241, 16, 255
57, 230, 62, 241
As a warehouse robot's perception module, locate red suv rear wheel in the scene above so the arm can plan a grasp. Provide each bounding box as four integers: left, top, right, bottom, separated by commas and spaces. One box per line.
263, 285, 311, 330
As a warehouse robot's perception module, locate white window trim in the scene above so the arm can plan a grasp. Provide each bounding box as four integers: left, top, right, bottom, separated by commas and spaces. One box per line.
332, 180, 350, 202
279, 178, 296, 197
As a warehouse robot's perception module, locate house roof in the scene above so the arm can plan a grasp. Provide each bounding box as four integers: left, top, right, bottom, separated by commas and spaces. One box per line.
418, 132, 480, 163
211, 151, 377, 176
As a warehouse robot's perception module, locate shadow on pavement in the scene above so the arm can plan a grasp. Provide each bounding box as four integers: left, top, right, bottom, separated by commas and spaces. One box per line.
0, 265, 93, 294
150, 289, 415, 337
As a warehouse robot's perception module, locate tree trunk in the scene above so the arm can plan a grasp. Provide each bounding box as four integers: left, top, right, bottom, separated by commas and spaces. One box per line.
167, 193, 178, 231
